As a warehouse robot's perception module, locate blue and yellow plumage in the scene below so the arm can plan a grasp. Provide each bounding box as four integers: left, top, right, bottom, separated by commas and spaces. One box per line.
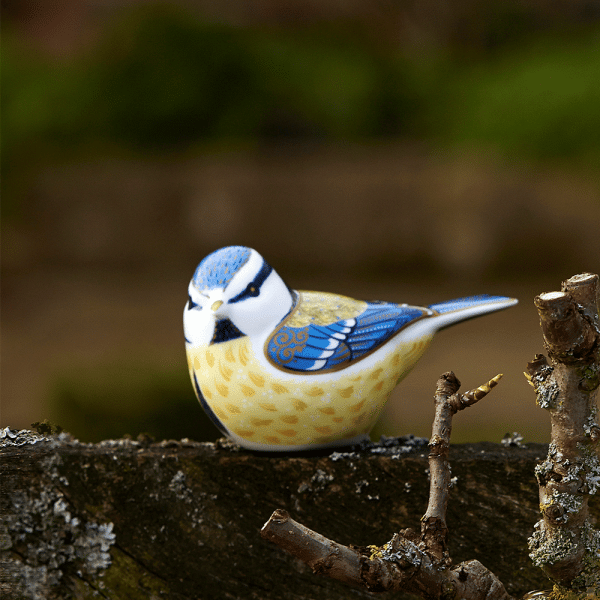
184, 246, 517, 451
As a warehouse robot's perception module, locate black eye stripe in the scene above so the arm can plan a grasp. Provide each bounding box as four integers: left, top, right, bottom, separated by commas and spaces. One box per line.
188, 295, 200, 310
255, 261, 273, 287
229, 260, 273, 304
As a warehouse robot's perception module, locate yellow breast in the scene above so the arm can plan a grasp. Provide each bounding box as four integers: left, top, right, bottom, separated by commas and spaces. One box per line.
187, 334, 432, 449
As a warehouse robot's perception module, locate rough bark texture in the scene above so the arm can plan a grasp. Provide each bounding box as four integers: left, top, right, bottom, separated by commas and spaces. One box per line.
260, 374, 514, 598
4, 430, 599, 599
526, 273, 600, 592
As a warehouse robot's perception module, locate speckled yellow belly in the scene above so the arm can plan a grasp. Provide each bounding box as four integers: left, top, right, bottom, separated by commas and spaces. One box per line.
186, 335, 432, 448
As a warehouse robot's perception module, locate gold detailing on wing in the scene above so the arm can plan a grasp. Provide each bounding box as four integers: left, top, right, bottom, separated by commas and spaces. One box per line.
259, 403, 278, 412
270, 328, 309, 365
225, 347, 236, 363
292, 399, 307, 411
318, 407, 335, 415
226, 403, 240, 414
216, 383, 229, 397
265, 292, 430, 375
287, 291, 366, 327
194, 357, 201, 370
272, 383, 289, 394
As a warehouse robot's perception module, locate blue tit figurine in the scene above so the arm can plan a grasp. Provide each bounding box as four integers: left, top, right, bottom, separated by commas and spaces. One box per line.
184, 246, 517, 451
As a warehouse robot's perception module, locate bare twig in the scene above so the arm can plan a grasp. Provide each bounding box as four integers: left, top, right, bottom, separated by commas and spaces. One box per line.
422, 371, 502, 563
260, 509, 365, 588
261, 372, 513, 599
526, 273, 600, 593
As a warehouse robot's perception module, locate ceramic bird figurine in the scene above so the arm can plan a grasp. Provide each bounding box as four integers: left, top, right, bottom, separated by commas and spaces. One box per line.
184, 246, 517, 451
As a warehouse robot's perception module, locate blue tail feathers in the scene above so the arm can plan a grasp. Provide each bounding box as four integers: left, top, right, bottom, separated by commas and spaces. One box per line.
428, 294, 514, 314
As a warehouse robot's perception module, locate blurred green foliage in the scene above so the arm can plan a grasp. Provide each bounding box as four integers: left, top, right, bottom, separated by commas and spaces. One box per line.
2, 7, 419, 155
50, 360, 220, 443
435, 31, 600, 161
3, 5, 599, 189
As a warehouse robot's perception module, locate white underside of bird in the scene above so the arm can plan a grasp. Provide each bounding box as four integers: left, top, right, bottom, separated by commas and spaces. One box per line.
184, 246, 517, 451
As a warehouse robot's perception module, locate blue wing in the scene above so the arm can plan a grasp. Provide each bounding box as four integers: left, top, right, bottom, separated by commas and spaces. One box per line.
266, 302, 427, 373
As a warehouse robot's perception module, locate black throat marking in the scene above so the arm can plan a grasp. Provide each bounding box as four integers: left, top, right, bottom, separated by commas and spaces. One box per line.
211, 318, 245, 344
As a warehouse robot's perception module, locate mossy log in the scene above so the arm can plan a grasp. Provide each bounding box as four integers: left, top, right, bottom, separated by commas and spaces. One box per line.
3, 430, 598, 599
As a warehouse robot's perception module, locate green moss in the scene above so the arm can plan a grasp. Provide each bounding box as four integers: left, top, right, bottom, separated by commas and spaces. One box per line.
99, 545, 171, 598
578, 365, 600, 393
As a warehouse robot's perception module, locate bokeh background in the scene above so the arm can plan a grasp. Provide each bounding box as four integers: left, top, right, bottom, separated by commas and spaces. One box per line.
2, 0, 599, 444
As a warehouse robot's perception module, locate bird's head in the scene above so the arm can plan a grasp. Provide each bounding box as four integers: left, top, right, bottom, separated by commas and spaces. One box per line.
184, 246, 294, 347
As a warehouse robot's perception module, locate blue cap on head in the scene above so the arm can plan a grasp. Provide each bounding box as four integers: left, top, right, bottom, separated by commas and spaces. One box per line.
192, 246, 252, 290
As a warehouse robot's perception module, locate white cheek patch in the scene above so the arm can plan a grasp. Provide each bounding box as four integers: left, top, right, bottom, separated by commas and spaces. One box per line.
183, 308, 215, 347
226, 270, 293, 338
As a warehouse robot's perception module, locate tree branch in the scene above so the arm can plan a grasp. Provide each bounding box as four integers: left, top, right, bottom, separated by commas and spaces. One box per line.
260, 509, 366, 588
422, 371, 502, 563
526, 272, 600, 593
261, 372, 513, 599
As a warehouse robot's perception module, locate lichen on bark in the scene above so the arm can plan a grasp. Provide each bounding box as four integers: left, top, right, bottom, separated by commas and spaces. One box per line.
0, 429, 116, 600
526, 273, 600, 595
1, 429, 559, 599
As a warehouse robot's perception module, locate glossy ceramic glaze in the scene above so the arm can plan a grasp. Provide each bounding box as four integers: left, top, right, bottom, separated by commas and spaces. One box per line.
184, 246, 517, 451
